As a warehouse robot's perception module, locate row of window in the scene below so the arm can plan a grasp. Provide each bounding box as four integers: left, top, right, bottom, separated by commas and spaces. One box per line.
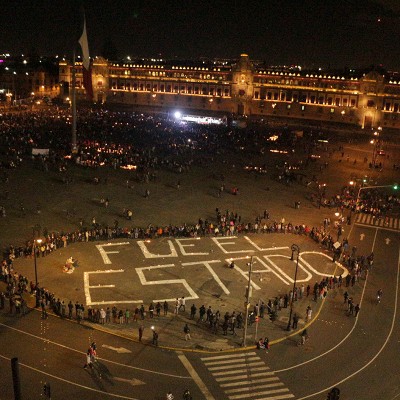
253, 77, 358, 90
117, 70, 227, 81
111, 82, 230, 96
253, 90, 358, 107
383, 101, 400, 112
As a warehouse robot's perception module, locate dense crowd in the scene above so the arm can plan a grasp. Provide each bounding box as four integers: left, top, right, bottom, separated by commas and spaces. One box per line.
317, 184, 400, 216
0, 108, 292, 172
0, 108, 392, 350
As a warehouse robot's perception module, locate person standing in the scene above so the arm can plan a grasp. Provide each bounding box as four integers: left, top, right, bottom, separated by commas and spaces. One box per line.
106, 307, 111, 323
184, 323, 191, 341
354, 304, 360, 317
300, 329, 308, 345
156, 302, 161, 317
264, 337, 270, 353
149, 303, 154, 318
344, 291, 349, 304
152, 329, 159, 346
138, 325, 144, 342
75, 301, 80, 318
199, 305, 206, 322
99, 308, 106, 324
190, 304, 196, 319
68, 301, 73, 319
140, 304, 145, 320
125, 309, 130, 323
118, 309, 124, 324
112, 306, 118, 323
41, 299, 48, 319
179, 296, 186, 312
83, 348, 93, 369
163, 300, 169, 316
305, 306, 312, 322
292, 313, 299, 329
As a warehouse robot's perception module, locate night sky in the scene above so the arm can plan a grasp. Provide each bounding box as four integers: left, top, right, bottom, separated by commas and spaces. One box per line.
1, 0, 400, 69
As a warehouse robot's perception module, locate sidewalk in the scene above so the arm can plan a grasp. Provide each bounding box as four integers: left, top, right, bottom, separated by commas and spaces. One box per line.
0, 287, 323, 353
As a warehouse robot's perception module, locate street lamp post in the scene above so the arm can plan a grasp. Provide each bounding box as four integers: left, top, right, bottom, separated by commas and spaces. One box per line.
371, 127, 382, 167
242, 256, 253, 347
287, 244, 300, 331
33, 239, 42, 307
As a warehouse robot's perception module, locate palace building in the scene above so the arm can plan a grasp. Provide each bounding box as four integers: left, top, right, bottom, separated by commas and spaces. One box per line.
59, 54, 400, 130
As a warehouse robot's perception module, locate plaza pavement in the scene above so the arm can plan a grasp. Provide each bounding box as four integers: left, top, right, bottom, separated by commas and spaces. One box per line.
1, 123, 397, 355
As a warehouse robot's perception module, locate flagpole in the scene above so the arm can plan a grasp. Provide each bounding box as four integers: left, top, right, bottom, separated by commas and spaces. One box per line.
71, 48, 77, 153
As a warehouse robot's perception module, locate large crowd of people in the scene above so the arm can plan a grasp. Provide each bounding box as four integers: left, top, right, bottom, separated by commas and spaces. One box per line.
0, 201, 372, 346
0, 107, 394, 351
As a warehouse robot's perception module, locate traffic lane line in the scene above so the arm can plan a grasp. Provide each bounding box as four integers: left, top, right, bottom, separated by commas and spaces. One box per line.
0, 321, 191, 379
177, 351, 216, 400
0, 353, 139, 400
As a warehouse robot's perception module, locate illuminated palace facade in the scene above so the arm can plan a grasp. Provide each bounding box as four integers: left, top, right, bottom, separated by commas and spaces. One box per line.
59, 54, 400, 130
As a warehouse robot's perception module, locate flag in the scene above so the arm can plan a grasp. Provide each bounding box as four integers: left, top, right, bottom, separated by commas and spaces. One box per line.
78, 16, 93, 101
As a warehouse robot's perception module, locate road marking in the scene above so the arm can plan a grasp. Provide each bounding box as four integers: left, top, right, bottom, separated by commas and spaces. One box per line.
0, 322, 191, 379
268, 254, 317, 283
202, 351, 294, 399
175, 238, 209, 255
177, 351, 215, 400
102, 344, 132, 354
84, 269, 144, 306
253, 395, 295, 400
212, 366, 268, 376
0, 353, 139, 399
114, 377, 145, 386
201, 352, 257, 361
137, 240, 178, 258
225, 380, 280, 393
385, 238, 391, 245
228, 387, 289, 399
212, 236, 255, 254
228, 257, 262, 290
136, 264, 198, 302
296, 232, 400, 399
182, 260, 230, 295
360, 233, 365, 240
220, 375, 276, 386
204, 356, 260, 366
208, 361, 265, 371
96, 242, 130, 264
355, 214, 400, 232
244, 236, 289, 252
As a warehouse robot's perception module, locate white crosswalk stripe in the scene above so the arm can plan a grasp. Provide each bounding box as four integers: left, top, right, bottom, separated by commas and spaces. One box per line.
201, 352, 295, 400
218, 373, 274, 383
355, 213, 400, 231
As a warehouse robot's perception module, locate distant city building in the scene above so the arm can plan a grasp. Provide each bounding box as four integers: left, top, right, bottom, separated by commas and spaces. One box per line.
0, 55, 59, 103
5, 52, 399, 130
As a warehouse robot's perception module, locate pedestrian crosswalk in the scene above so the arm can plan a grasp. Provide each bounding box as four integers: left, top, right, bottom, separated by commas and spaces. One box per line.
201, 352, 294, 400
355, 214, 400, 230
